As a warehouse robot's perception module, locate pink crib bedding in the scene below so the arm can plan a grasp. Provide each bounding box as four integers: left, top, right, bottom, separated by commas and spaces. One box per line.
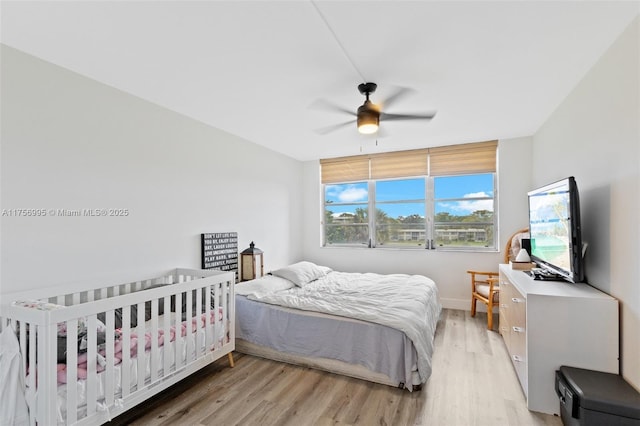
48, 310, 223, 385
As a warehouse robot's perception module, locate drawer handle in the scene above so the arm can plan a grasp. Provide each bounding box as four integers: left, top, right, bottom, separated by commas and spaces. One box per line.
500, 303, 508, 308
512, 326, 525, 333
511, 297, 524, 303
512, 355, 524, 363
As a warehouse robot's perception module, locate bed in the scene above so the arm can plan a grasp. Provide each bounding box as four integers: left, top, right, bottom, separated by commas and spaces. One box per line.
0, 268, 235, 426
235, 261, 441, 390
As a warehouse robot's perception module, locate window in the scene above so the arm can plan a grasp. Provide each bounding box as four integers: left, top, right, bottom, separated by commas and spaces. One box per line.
375, 178, 426, 247
321, 141, 498, 250
325, 182, 369, 245
433, 173, 495, 248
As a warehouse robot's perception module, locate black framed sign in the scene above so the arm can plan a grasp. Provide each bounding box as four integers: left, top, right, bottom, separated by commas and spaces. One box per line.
201, 232, 238, 280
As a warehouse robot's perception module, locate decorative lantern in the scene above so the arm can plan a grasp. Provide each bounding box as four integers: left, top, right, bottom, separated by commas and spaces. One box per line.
240, 241, 263, 281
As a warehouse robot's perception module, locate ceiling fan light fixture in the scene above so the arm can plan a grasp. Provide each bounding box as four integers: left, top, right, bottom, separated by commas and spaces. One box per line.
357, 101, 380, 134
358, 121, 379, 134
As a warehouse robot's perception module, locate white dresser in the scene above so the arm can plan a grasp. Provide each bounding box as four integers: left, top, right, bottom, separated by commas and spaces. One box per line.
498, 264, 619, 414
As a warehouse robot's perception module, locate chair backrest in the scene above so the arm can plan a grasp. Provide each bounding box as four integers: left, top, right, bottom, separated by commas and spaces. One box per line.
504, 227, 530, 264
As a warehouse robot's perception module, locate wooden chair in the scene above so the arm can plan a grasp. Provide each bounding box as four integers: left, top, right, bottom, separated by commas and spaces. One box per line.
468, 227, 529, 330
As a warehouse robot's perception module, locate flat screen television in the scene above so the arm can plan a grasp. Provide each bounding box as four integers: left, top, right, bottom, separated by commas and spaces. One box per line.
527, 176, 584, 283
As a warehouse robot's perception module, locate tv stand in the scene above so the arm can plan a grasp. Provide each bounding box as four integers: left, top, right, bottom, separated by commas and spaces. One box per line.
499, 264, 618, 415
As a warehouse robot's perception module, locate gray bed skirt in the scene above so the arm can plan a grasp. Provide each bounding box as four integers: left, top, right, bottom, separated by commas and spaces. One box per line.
235, 295, 424, 389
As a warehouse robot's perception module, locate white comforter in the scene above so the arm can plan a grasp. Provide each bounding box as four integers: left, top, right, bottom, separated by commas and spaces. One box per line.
247, 271, 441, 383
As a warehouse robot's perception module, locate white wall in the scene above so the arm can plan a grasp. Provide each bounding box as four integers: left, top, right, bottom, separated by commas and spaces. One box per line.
532, 17, 639, 389
0, 45, 303, 293
301, 136, 533, 311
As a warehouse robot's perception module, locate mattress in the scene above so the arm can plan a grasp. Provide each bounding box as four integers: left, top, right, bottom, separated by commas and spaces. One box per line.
235, 264, 441, 389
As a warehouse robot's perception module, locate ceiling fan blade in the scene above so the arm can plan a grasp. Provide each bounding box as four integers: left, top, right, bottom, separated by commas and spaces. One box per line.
314, 119, 356, 135
380, 111, 437, 122
309, 99, 356, 117
380, 86, 414, 110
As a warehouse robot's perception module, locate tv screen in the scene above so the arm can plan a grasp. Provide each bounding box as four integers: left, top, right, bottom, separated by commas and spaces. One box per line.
527, 177, 584, 283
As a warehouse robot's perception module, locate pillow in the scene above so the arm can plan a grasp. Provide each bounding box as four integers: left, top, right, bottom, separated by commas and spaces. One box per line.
235, 275, 295, 297
271, 261, 331, 287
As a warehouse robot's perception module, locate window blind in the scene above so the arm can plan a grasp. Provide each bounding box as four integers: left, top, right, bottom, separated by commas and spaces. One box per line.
320, 156, 369, 184
320, 140, 497, 183
428, 140, 497, 176
370, 149, 428, 179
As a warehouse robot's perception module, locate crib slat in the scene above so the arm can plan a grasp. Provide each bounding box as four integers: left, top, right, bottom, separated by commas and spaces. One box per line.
175, 292, 186, 371
185, 289, 193, 363
18, 322, 27, 375
86, 315, 98, 416
228, 278, 235, 344
163, 296, 172, 376
122, 306, 131, 398
175, 292, 183, 370
105, 310, 116, 408
66, 318, 79, 424
205, 284, 212, 352
150, 298, 159, 383
215, 281, 221, 350
28, 323, 36, 426
137, 301, 145, 391
195, 287, 202, 358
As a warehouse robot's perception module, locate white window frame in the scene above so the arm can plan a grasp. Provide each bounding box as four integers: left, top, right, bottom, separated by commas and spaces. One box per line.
320, 141, 498, 251
322, 172, 497, 251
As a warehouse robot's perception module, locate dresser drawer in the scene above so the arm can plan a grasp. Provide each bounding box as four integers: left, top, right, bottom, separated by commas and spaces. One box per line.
500, 269, 528, 396
511, 322, 528, 395
500, 310, 512, 347
499, 277, 512, 336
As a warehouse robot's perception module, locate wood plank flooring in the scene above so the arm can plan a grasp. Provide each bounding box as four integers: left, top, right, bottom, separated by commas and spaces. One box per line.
109, 309, 562, 426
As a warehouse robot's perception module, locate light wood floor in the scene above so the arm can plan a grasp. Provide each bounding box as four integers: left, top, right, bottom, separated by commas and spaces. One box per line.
109, 309, 562, 426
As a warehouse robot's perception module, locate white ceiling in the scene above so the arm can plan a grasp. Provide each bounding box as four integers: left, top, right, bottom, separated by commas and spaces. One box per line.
2, 1, 638, 161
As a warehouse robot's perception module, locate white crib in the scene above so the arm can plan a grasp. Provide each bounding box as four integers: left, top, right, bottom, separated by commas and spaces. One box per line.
0, 268, 235, 425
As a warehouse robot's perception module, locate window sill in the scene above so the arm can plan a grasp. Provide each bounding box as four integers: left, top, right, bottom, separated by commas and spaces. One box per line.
321, 245, 498, 253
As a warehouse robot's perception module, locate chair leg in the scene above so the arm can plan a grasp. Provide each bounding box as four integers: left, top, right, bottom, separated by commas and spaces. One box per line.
487, 299, 494, 330
471, 297, 477, 317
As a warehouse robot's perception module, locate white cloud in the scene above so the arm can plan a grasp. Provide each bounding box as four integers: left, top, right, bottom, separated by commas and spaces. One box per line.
441, 192, 493, 214
454, 199, 493, 213
326, 184, 368, 203
464, 191, 491, 198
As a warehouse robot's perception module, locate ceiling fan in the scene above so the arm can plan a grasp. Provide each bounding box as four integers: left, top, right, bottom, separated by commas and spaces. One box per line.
313, 82, 437, 136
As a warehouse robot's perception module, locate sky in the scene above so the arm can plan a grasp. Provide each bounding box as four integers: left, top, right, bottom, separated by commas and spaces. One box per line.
325, 173, 494, 218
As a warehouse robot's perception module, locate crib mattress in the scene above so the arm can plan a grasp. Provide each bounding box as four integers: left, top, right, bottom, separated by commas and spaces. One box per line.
45, 314, 226, 424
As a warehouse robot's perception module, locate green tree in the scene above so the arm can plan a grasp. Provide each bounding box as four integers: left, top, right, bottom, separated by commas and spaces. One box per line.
375, 209, 394, 244
401, 214, 424, 224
